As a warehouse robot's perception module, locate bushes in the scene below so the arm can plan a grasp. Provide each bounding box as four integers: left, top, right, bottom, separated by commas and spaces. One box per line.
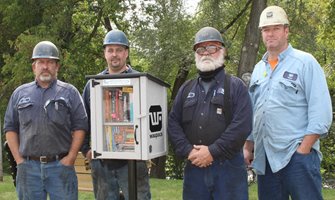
321, 121, 335, 179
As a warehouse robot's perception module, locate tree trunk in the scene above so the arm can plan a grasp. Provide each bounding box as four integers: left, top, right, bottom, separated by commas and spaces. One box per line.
170, 57, 193, 101
238, 0, 267, 85
149, 156, 166, 179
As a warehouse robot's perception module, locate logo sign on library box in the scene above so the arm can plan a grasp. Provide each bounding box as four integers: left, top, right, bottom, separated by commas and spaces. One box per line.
149, 105, 163, 138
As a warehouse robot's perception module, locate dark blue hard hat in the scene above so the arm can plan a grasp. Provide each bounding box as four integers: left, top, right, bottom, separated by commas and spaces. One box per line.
103, 30, 129, 48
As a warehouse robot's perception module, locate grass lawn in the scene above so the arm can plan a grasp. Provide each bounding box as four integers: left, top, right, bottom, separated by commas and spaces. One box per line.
0, 175, 334, 199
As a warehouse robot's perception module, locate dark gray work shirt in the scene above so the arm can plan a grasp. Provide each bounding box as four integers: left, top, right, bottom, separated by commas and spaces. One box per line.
3, 80, 88, 157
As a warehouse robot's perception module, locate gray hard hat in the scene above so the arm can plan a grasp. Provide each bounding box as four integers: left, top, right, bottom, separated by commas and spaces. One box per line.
31, 41, 60, 60
103, 30, 129, 48
193, 27, 224, 50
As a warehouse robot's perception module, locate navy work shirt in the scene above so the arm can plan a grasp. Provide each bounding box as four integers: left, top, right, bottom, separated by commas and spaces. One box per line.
168, 68, 253, 160
3, 80, 88, 157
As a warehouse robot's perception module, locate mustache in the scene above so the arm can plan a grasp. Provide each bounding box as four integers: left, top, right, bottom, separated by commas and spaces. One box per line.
41, 69, 51, 72
200, 56, 214, 62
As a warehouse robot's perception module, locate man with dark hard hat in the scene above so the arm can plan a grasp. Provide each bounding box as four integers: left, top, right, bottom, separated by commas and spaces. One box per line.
168, 26, 252, 200
81, 30, 151, 200
244, 5, 332, 200
3, 41, 88, 199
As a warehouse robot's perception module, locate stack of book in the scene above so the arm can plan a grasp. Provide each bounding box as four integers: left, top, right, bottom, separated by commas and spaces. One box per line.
103, 87, 135, 152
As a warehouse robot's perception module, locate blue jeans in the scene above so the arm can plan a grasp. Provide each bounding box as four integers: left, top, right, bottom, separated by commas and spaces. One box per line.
183, 152, 248, 200
258, 150, 323, 200
91, 160, 151, 200
16, 159, 78, 200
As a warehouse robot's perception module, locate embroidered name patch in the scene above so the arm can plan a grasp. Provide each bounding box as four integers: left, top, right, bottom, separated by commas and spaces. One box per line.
18, 97, 31, 104
187, 92, 195, 98
283, 71, 298, 81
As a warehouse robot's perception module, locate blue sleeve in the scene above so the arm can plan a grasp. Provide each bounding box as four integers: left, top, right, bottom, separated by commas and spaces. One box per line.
167, 84, 193, 158
80, 81, 91, 155
303, 56, 332, 136
3, 91, 20, 135
69, 85, 89, 132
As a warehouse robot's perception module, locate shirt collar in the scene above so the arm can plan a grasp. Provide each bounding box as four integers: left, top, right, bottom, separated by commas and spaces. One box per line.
262, 44, 293, 63
102, 65, 133, 75
197, 66, 226, 85
35, 79, 57, 89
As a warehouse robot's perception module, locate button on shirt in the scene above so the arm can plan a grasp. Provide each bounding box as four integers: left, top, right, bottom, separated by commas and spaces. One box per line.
4, 80, 88, 157
249, 44, 332, 175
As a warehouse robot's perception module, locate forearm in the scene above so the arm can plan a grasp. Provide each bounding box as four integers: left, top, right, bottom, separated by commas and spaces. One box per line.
297, 134, 320, 154
243, 140, 254, 165
244, 140, 254, 151
68, 130, 86, 159
5, 131, 24, 163
80, 130, 91, 155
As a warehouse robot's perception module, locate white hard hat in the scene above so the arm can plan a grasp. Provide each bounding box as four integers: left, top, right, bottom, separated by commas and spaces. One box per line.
259, 6, 289, 28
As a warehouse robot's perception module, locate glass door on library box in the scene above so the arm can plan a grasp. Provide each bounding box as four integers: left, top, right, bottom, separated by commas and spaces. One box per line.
90, 76, 141, 160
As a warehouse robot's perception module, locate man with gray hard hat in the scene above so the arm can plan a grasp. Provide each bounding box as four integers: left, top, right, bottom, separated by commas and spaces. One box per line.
168, 26, 252, 200
81, 29, 151, 200
3, 41, 88, 199
244, 5, 332, 200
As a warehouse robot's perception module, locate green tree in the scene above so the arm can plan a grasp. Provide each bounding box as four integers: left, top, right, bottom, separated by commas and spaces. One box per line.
1, 0, 334, 180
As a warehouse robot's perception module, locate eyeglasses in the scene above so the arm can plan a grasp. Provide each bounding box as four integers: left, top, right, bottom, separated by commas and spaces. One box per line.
195, 45, 223, 55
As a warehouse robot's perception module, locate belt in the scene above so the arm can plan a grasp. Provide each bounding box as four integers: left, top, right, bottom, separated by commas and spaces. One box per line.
25, 153, 68, 163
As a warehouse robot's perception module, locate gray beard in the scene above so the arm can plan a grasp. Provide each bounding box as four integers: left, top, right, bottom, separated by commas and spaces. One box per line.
39, 74, 52, 82
195, 52, 225, 72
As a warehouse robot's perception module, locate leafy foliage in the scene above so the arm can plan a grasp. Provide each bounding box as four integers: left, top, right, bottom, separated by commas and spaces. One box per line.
321, 121, 335, 178
0, 0, 334, 179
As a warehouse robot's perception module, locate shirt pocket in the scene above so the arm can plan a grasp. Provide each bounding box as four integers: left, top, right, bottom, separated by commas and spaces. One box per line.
46, 98, 71, 126
249, 79, 265, 103
274, 79, 299, 105
17, 102, 34, 126
182, 98, 197, 124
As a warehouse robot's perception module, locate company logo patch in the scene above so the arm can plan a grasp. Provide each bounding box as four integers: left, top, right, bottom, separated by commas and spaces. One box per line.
283, 71, 298, 81
216, 88, 225, 95
187, 92, 195, 98
266, 11, 273, 18
18, 97, 31, 104
149, 105, 162, 132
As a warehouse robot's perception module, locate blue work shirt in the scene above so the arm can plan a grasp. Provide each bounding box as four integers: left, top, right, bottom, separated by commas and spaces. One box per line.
3, 79, 88, 157
248, 44, 333, 175
168, 68, 253, 160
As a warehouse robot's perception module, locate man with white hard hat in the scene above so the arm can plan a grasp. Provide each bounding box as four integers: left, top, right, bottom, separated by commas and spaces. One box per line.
244, 5, 332, 200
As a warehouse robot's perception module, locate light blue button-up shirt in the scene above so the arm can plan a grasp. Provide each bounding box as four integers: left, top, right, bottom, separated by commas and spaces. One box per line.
248, 44, 332, 175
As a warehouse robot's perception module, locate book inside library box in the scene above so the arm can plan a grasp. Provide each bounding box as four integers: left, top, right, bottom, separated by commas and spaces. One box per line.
103, 86, 135, 152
